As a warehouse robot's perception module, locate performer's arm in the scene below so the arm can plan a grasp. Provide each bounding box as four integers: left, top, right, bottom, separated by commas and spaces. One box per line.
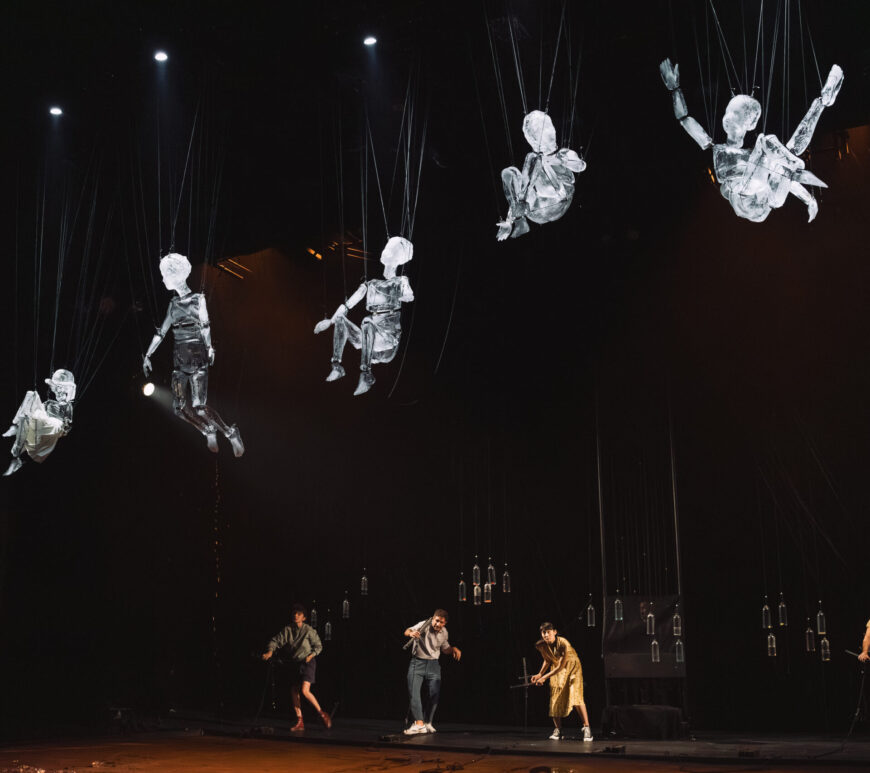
441, 640, 462, 661
262, 626, 289, 660
859, 623, 870, 662
306, 627, 323, 662
143, 308, 173, 376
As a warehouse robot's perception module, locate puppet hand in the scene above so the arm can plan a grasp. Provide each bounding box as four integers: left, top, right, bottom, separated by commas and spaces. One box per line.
496, 221, 512, 241
143, 356, 152, 377
314, 319, 332, 335
659, 59, 679, 90
821, 64, 844, 107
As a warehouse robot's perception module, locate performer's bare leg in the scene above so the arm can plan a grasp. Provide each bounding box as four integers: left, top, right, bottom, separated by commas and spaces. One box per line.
300, 681, 322, 713
575, 701, 590, 727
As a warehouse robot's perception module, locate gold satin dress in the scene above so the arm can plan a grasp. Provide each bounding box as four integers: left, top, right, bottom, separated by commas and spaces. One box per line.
536, 636, 584, 717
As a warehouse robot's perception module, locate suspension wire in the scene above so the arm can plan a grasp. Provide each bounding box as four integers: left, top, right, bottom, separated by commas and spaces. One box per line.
668, 405, 683, 599
169, 101, 200, 253
334, 101, 348, 298
595, 390, 607, 658
484, 1, 515, 161
762, 0, 783, 133
364, 111, 390, 240
741, 0, 748, 92
751, 0, 765, 93
133, 146, 160, 323
33, 167, 47, 386
566, 17, 584, 147
544, 0, 567, 113
691, 2, 714, 141
318, 99, 328, 318
782, 0, 790, 139
361, 116, 368, 280
802, 0, 822, 86
798, 0, 808, 109
13, 163, 20, 393
707, 0, 742, 93
433, 243, 462, 375
407, 101, 429, 239
468, 32, 503, 217
506, 3, 528, 115
386, 69, 413, 231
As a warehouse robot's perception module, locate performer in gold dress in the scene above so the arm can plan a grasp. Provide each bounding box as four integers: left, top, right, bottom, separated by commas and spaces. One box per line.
531, 622, 592, 741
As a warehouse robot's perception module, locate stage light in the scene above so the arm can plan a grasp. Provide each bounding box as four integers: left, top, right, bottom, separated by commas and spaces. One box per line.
142, 382, 155, 396
154, 50, 168, 62
49, 106, 63, 116
364, 36, 377, 46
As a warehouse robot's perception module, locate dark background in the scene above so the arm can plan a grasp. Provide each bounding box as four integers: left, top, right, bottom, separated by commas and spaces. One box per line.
1, 0, 870, 738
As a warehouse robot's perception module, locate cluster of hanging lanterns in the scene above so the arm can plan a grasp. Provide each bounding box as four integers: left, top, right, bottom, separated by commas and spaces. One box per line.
603, 592, 686, 664
762, 595, 830, 661
458, 555, 511, 605
307, 567, 371, 643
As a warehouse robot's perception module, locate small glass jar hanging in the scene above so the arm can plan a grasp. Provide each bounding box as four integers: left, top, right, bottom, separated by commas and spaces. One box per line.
675, 638, 685, 663
816, 603, 827, 636
672, 604, 682, 638
484, 582, 493, 604
762, 597, 772, 629
651, 638, 661, 663
502, 564, 511, 593
805, 620, 816, 653
342, 592, 350, 619
487, 558, 496, 586
767, 632, 777, 657
361, 569, 369, 596
472, 556, 481, 587
586, 596, 596, 628
614, 593, 624, 622
310, 602, 318, 629
324, 614, 333, 642
645, 602, 655, 636
473, 583, 482, 606
820, 636, 831, 662
458, 573, 467, 602
777, 593, 788, 627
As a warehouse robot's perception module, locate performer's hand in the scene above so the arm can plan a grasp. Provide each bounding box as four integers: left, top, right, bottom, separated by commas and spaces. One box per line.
261, 651, 273, 661
305, 654, 315, 663
859, 652, 869, 662
451, 647, 462, 662
142, 355, 152, 377
314, 319, 332, 335
408, 630, 422, 639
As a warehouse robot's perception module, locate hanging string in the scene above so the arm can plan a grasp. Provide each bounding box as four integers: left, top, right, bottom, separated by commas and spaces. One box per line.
800, 0, 823, 86
364, 112, 390, 240
751, 0, 766, 94
468, 33, 503, 217
707, 0, 742, 94
360, 117, 368, 281
595, 390, 607, 658
484, 2, 515, 161
762, 0, 783, 133
544, 0, 567, 113
169, 103, 200, 253
334, 101, 348, 298
691, 3, 715, 141
506, 5, 528, 115
433, 245, 462, 375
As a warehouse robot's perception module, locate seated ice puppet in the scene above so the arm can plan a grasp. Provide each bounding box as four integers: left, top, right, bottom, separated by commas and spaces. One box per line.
660, 58, 843, 223
497, 110, 586, 241
314, 236, 414, 396
3, 368, 76, 476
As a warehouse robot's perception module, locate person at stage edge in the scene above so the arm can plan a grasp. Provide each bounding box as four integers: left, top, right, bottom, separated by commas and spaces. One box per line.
403, 608, 462, 735
859, 619, 870, 662
262, 603, 331, 731
531, 622, 593, 741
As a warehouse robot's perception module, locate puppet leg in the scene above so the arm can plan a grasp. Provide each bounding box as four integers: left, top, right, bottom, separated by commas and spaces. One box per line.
354, 318, 377, 396
500, 167, 530, 239
190, 368, 244, 457
327, 316, 361, 381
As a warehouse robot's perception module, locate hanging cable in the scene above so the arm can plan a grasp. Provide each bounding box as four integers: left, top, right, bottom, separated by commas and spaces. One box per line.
544, 0, 567, 113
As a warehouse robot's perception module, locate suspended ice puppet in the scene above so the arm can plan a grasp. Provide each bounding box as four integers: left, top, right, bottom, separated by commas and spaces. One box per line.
497, 110, 586, 240
3, 369, 76, 476
143, 253, 244, 456
314, 236, 414, 396
659, 58, 843, 223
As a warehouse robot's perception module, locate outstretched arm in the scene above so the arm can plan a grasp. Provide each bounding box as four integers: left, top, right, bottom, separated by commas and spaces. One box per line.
659, 59, 713, 150
143, 309, 173, 376
314, 282, 366, 334
787, 64, 844, 155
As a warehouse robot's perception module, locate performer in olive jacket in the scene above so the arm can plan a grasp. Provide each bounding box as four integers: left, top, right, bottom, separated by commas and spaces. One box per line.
262, 603, 331, 730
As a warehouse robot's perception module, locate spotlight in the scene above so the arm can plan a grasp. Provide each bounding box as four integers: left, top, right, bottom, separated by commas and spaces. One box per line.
49, 106, 63, 116
154, 50, 168, 62
363, 36, 377, 46
142, 382, 155, 397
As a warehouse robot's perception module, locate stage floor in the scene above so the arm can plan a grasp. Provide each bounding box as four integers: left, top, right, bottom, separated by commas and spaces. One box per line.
3, 713, 870, 772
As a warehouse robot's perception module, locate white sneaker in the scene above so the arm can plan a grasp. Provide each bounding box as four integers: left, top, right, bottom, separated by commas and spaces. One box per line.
403, 723, 428, 735
582, 725, 593, 742
549, 728, 562, 740
424, 723, 436, 733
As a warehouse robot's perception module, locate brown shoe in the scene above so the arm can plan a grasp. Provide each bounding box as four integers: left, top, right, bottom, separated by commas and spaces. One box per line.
290, 716, 304, 731
319, 710, 332, 729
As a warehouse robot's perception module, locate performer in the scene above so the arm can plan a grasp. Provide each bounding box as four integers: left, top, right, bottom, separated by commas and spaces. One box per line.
262, 603, 331, 731
403, 608, 461, 735
531, 622, 592, 741
859, 619, 870, 662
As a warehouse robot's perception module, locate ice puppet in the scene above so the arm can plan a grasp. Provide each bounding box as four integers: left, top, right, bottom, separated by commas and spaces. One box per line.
314, 236, 414, 396
497, 110, 587, 241
3, 369, 76, 476
659, 58, 844, 223
143, 253, 244, 456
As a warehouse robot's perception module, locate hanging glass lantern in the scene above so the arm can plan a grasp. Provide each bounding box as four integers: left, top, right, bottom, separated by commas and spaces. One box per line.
487, 558, 496, 586
484, 582, 493, 604
816, 603, 827, 636
614, 593, 624, 622
777, 593, 787, 627
767, 632, 777, 657
651, 638, 661, 663
310, 601, 318, 629
820, 636, 831, 662
762, 597, 772, 629
342, 592, 350, 619
586, 596, 596, 628
458, 573, 467, 602
472, 556, 481, 587
473, 584, 482, 606
805, 620, 816, 653
675, 638, 685, 663
646, 603, 655, 636
672, 605, 682, 638
361, 569, 369, 596
502, 564, 511, 593
324, 614, 332, 642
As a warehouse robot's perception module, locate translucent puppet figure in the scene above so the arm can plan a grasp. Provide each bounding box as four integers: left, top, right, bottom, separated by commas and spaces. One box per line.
497, 110, 586, 240
314, 236, 414, 396
143, 253, 244, 456
3, 369, 76, 476
660, 59, 843, 223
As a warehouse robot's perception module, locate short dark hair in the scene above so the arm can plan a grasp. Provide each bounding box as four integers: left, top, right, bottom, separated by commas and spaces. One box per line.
540, 621, 556, 632
291, 603, 308, 617
433, 608, 449, 622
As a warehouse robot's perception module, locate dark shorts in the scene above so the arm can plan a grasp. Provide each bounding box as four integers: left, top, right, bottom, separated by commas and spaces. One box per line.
290, 658, 316, 686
